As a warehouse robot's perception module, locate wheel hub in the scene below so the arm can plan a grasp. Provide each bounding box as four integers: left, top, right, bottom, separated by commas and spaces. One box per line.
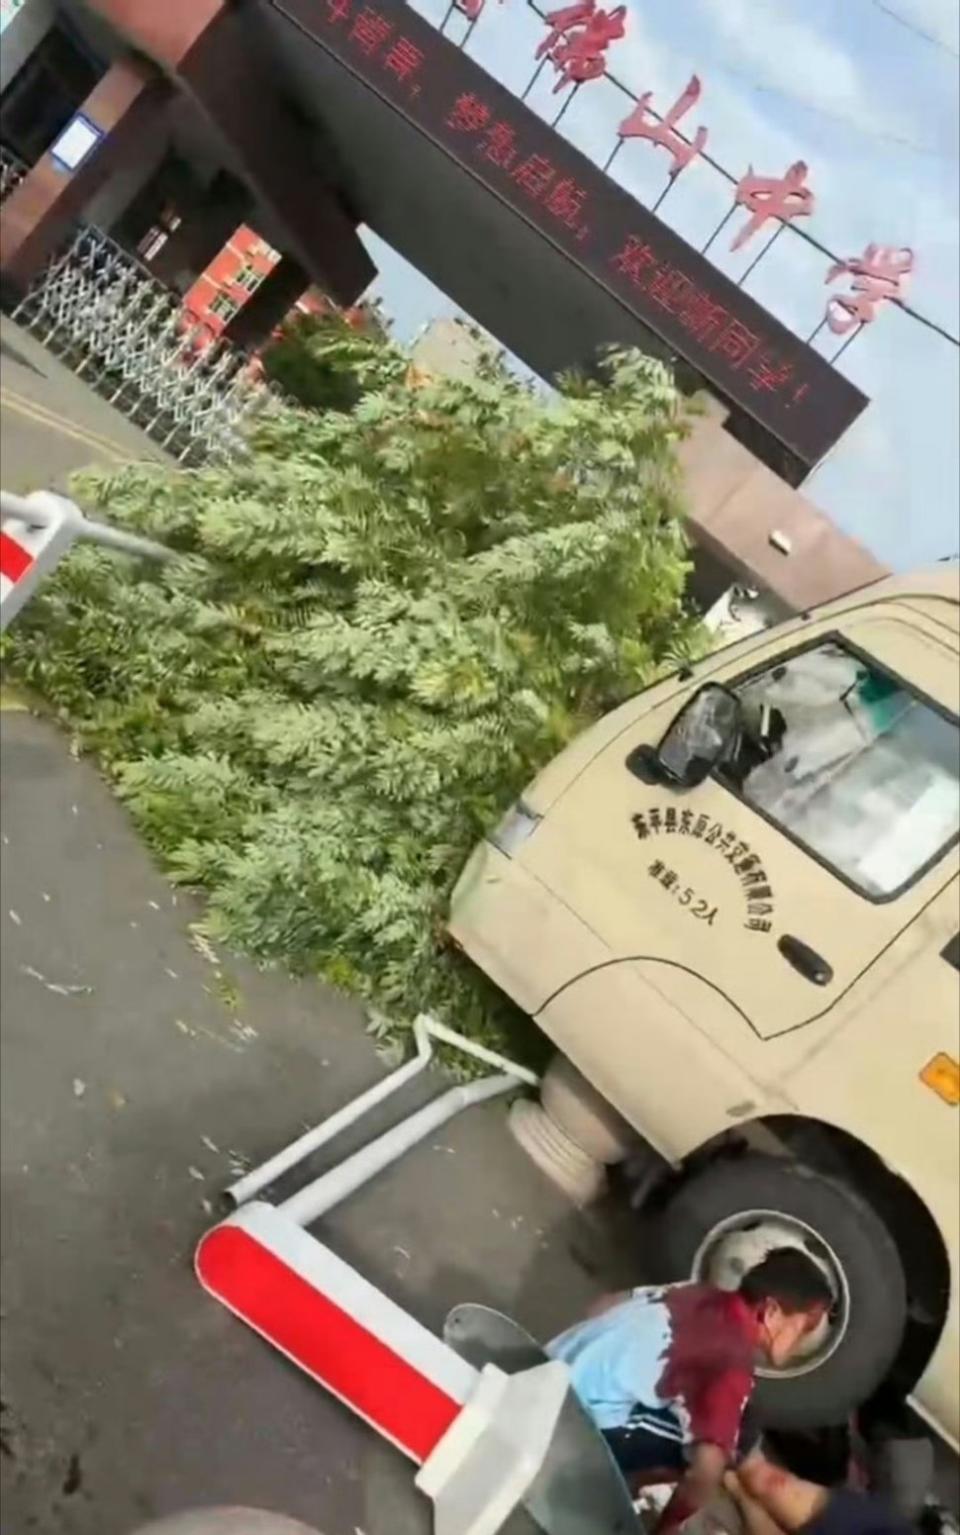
691, 1208, 850, 1380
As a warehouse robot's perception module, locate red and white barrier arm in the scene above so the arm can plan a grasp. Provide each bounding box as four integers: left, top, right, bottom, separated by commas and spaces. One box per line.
197, 1202, 568, 1535
196, 1025, 568, 1534
197, 1201, 475, 1462
1, 489, 173, 632
0, 522, 35, 596
1, 492, 78, 630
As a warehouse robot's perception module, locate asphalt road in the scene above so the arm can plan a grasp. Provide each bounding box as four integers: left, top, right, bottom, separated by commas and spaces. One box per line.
1, 317, 165, 493
0, 351, 635, 1535
0, 710, 635, 1535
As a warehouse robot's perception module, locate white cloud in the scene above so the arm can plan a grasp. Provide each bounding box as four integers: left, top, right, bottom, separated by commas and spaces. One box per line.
697, 0, 865, 104
685, 0, 949, 153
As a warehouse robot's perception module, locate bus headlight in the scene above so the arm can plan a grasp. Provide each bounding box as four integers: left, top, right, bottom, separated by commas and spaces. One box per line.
490, 800, 542, 856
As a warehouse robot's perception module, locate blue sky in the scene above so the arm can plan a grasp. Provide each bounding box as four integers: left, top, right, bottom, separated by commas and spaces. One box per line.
358, 0, 960, 570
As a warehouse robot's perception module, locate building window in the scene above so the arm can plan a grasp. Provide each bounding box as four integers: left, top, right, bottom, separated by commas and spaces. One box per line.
208, 291, 239, 322
251, 237, 281, 264
138, 226, 169, 263
233, 264, 264, 294
0, 20, 101, 165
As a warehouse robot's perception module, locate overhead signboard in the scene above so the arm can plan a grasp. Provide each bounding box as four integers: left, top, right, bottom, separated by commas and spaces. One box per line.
272, 0, 868, 467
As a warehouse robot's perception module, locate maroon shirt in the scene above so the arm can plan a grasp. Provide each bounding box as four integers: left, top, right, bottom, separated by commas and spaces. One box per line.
549, 1281, 762, 1456
657, 1283, 761, 1455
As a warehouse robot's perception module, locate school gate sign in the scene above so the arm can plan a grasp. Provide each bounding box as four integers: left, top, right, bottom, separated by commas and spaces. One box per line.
260, 0, 867, 471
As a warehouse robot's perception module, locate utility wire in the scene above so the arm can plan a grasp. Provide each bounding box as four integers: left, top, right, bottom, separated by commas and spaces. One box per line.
513, 0, 960, 349
623, 0, 958, 158
518, 0, 959, 157
868, 0, 960, 58
679, 63, 956, 161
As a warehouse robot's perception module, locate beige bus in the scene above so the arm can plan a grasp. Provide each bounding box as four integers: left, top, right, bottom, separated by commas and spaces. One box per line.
449, 567, 960, 1448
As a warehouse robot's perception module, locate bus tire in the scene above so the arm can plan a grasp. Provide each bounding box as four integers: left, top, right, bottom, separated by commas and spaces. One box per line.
655, 1153, 908, 1430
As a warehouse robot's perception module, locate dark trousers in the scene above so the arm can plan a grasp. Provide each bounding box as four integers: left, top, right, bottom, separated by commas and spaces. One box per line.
602, 1423, 687, 1479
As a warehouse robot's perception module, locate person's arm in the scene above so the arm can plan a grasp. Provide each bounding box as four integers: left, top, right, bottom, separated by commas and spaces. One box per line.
729, 1458, 915, 1535
735, 1455, 829, 1531
724, 1469, 791, 1535
655, 1442, 727, 1534
654, 1364, 755, 1532
585, 1290, 633, 1320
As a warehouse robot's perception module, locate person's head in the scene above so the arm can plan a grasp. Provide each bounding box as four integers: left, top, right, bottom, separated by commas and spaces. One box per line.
739, 1247, 834, 1368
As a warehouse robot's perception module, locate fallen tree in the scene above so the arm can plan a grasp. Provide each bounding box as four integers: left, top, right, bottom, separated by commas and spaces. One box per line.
3, 341, 704, 1053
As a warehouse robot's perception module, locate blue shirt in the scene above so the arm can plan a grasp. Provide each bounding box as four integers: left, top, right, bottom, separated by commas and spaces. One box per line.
547, 1283, 758, 1456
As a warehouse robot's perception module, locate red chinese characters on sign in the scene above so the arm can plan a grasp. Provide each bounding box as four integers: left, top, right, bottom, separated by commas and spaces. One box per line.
446, 94, 518, 167
545, 177, 587, 227
447, 93, 490, 132
746, 350, 794, 394
648, 265, 697, 314
618, 75, 708, 180
349, 5, 393, 53
612, 234, 658, 287
331, 0, 421, 83
384, 36, 424, 81
513, 153, 555, 198
536, 0, 627, 92
825, 245, 914, 334
483, 120, 518, 168
731, 160, 815, 250
610, 235, 810, 406
443, 91, 588, 231
675, 288, 728, 347
712, 318, 760, 369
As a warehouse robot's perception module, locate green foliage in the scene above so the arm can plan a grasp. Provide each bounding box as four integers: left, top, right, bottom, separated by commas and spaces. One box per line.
260, 310, 405, 413
6, 344, 705, 1055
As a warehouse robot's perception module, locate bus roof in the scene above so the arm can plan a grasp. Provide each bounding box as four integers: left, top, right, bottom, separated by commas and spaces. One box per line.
863, 565, 960, 607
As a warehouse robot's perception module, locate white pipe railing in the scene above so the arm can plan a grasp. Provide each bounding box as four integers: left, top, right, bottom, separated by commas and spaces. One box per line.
1, 489, 175, 632
278, 1073, 521, 1227
0, 489, 174, 563
226, 1013, 538, 1208
226, 1018, 436, 1206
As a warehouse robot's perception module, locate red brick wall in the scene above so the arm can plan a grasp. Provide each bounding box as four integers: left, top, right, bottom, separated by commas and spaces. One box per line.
181, 224, 281, 343
181, 224, 364, 353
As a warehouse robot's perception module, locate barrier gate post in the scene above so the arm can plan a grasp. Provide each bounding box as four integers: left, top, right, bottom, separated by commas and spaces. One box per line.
1, 488, 173, 631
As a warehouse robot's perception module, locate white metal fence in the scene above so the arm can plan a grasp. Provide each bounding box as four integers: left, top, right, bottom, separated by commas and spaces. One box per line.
8, 222, 273, 464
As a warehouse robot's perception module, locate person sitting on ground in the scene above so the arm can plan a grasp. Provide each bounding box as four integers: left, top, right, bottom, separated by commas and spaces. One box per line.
546, 1248, 834, 1533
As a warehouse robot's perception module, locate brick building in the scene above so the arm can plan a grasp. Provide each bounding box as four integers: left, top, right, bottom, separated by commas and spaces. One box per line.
178, 223, 336, 349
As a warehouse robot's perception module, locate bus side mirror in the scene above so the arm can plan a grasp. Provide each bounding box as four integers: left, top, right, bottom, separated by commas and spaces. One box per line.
655, 683, 741, 788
